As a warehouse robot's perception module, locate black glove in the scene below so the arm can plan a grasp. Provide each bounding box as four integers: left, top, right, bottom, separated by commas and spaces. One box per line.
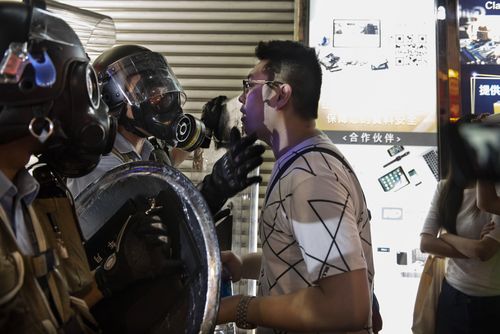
201, 95, 227, 148
95, 191, 182, 297
200, 127, 265, 213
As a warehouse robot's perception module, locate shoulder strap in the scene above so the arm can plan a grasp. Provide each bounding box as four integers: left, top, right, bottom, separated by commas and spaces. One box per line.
0, 206, 17, 243
111, 147, 136, 163
265, 146, 354, 204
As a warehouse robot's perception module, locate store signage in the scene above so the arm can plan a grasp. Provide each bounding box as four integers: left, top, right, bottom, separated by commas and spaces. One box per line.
309, 0, 437, 145
485, 1, 500, 10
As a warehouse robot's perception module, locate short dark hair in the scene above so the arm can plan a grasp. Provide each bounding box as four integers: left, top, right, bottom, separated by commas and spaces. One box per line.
255, 40, 322, 119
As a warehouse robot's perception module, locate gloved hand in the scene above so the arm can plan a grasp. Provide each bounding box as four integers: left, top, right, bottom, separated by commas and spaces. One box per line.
201, 95, 227, 148
200, 127, 265, 214
95, 191, 183, 297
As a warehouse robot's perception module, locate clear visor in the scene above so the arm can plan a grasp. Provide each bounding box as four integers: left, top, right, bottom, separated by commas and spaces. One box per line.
29, 7, 82, 47
106, 51, 186, 107
45, 0, 116, 59
0, 7, 83, 84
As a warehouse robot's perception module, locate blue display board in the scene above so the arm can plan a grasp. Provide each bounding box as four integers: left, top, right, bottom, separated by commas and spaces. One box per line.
459, 0, 500, 115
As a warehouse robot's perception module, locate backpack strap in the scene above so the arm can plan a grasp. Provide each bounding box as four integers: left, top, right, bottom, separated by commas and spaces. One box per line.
0, 206, 25, 306
111, 147, 137, 163
265, 146, 355, 204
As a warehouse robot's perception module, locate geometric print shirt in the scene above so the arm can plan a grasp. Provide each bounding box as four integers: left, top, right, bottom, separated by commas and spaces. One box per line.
257, 133, 374, 334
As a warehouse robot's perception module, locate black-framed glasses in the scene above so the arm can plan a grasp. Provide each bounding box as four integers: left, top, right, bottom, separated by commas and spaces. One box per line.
242, 79, 283, 95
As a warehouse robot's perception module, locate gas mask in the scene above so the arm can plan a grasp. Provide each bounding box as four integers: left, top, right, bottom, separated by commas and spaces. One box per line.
0, 4, 116, 177
101, 50, 207, 151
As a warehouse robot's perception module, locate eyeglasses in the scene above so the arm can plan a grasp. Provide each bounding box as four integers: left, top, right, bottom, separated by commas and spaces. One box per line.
242, 79, 283, 95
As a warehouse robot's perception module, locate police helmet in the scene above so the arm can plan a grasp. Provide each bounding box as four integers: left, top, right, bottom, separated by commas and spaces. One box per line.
94, 45, 207, 151
0, 1, 116, 177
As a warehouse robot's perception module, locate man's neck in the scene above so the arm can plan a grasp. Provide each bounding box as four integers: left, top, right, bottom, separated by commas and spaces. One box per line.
270, 114, 319, 159
119, 127, 147, 154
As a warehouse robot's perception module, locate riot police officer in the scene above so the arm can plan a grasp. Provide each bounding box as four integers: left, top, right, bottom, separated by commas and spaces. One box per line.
67, 44, 266, 215
0, 2, 176, 332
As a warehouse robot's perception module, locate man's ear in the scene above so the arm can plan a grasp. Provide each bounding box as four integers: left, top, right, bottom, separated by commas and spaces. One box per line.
263, 83, 291, 108
276, 83, 292, 109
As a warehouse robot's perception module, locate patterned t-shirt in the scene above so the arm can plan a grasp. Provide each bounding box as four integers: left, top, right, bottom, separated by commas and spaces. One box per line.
257, 133, 374, 334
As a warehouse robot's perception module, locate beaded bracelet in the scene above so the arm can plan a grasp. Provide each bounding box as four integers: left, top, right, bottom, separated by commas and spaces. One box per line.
235, 295, 256, 329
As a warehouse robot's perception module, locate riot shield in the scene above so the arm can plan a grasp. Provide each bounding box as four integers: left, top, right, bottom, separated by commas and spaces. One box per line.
75, 161, 220, 333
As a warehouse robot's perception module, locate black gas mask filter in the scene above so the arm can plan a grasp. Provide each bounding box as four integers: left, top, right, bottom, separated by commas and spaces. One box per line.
40, 59, 116, 177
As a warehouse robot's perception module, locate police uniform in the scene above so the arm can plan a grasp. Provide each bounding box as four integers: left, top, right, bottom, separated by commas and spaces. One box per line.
0, 168, 97, 333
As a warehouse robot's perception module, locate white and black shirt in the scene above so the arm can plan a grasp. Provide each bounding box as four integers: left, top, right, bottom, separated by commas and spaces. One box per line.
258, 133, 374, 334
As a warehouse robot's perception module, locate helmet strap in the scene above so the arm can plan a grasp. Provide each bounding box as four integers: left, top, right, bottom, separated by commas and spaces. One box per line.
119, 111, 148, 138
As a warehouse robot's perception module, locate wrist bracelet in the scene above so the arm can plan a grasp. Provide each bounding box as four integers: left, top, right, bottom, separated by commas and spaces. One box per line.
235, 295, 256, 329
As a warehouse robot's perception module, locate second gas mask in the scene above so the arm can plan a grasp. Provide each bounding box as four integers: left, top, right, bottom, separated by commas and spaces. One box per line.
101, 51, 207, 151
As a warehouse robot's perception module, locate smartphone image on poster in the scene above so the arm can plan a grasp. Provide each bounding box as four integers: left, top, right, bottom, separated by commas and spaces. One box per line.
378, 166, 410, 192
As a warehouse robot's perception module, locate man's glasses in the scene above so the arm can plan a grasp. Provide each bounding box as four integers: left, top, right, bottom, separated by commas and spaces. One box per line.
242, 79, 283, 95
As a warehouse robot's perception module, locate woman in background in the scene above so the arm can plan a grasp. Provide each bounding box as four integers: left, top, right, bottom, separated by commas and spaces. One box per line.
420, 116, 500, 334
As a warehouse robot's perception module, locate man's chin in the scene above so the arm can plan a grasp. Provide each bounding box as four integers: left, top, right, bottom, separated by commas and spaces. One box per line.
242, 125, 254, 137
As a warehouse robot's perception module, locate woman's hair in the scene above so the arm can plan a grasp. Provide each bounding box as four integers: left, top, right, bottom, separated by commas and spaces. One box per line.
437, 114, 480, 233
437, 174, 464, 234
